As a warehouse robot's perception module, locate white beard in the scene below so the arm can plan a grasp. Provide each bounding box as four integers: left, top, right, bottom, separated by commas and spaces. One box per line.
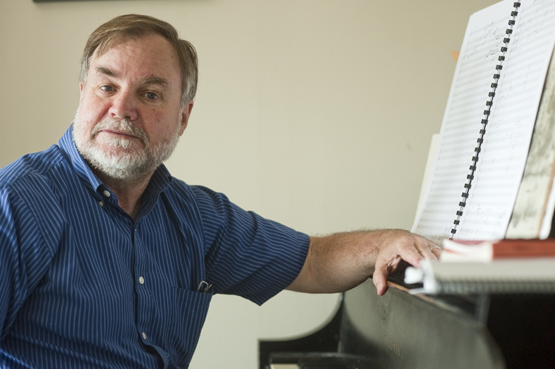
72, 107, 182, 183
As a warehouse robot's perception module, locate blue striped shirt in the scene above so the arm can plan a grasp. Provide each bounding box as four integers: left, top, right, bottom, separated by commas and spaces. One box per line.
0, 126, 309, 368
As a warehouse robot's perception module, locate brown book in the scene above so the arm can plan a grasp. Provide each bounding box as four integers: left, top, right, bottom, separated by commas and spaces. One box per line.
442, 239, 555, 262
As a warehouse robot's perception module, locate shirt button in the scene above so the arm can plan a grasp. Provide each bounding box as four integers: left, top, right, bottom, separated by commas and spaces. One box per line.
139, 276, 145, 284
142, 332, 147, 340
98, 201, 104, 207
103, 190, 111, 197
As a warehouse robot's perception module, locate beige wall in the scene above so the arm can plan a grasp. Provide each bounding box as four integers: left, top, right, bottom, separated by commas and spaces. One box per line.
0, 0, 499, 368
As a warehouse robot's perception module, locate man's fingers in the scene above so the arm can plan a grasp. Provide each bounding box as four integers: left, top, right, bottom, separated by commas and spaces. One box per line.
413, 236, 440, 261
372, 252, 406, 295
430, 245, 442, 259
398, 238, 427, 267
372, 233, 439, 295
372, 269, 388, 296
421, 237, 442, 260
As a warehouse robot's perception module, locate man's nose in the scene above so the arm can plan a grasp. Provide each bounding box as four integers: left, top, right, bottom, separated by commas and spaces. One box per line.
109, 90, 138, 121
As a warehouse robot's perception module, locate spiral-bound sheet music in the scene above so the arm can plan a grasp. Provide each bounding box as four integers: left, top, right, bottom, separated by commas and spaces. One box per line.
412, 0, 555, 241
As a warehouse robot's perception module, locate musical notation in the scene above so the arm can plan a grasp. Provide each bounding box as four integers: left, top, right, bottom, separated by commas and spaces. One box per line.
413, 0, 555, 240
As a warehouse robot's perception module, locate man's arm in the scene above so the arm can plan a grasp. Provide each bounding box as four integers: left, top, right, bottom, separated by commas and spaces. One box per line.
286, 229, 440, 296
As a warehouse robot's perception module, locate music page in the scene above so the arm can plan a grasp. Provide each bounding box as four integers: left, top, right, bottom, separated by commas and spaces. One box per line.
413, 0, 555, 240
456, 0, 555, 239
413, 1, 514, 240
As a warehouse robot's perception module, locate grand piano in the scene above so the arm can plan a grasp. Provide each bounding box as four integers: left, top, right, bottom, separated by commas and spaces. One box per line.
259, 14, 555, 363
259, 267, 555, 369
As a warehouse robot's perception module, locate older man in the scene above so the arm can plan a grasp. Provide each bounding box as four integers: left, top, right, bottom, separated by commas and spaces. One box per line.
0, 14, 439, 369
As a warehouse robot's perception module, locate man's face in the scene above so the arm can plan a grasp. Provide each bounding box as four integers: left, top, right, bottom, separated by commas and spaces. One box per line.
73, 34, 193, 182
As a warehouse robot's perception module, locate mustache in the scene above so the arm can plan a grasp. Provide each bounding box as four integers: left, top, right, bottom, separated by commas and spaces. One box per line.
91, 118, 149, 146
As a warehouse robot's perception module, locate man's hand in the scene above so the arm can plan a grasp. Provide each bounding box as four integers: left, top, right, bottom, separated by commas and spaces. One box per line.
371, 229, 440, 295
287, 229, 440, 295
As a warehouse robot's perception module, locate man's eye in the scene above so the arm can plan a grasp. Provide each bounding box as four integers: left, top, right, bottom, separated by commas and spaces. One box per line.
100, 85, 113, 92
146, 92, 159, 100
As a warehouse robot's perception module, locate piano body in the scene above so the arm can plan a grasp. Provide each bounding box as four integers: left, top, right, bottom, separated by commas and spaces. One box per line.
260, 27, 555, 367
259, 274, 555, 369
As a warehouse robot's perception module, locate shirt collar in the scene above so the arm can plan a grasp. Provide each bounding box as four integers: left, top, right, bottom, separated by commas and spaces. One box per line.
58, 125, 173, 197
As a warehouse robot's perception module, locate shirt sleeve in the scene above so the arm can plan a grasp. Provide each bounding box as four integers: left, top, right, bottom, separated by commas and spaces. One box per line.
191, 186, 310, 305
0, 182, 61, 339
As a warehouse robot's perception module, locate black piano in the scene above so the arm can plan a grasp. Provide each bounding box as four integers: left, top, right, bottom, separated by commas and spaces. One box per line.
259, 269, 555, 369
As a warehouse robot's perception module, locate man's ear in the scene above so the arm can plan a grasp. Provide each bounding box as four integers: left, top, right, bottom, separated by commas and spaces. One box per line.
79, 82, 84, 97
179, 101, 194, 135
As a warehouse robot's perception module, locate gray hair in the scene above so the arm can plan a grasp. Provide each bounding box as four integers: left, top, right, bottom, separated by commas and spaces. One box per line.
79, 14, 198, 106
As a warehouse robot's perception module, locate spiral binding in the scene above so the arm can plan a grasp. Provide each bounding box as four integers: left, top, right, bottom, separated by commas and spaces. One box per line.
450, 2, 521, 236
438, 279, 555, 294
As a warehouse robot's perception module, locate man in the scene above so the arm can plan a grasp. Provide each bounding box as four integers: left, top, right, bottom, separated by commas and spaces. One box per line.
0, 14, 439, 369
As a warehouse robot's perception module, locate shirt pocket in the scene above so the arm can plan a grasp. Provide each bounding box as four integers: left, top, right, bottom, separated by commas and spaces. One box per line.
167, 287, 213, 367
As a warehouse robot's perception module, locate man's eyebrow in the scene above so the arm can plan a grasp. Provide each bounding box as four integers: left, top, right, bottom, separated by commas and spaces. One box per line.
94, 67, 168, 88
95, 66, 118, 77
141, 76, 169, 88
